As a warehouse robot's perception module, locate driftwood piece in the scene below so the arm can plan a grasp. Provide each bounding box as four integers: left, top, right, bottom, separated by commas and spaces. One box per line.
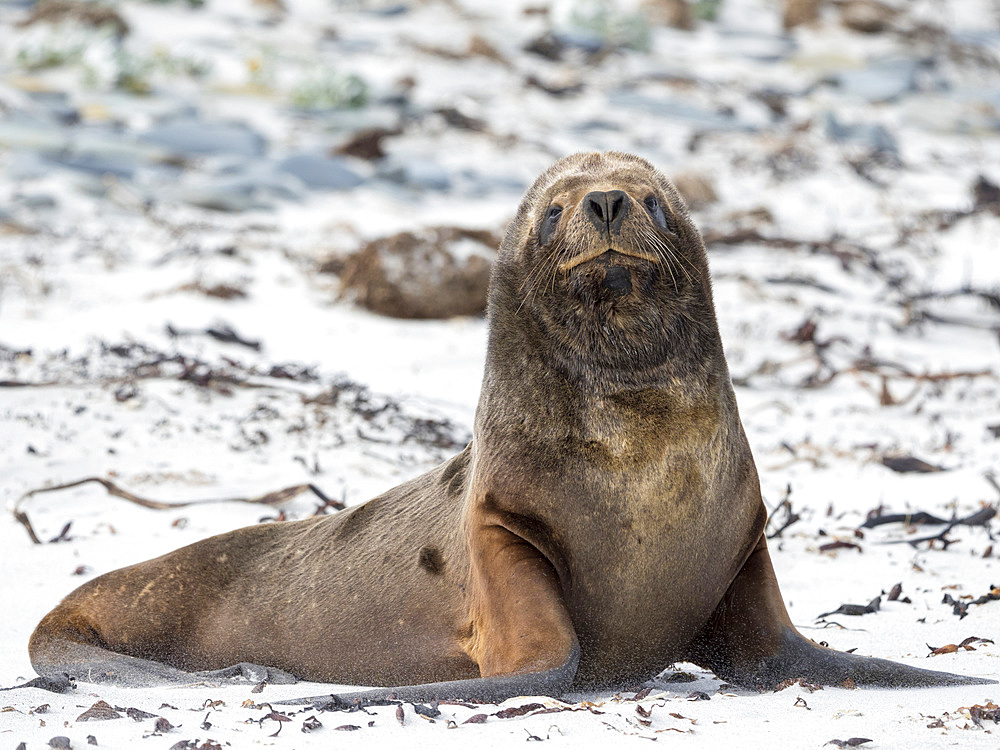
11, 477, 339, 544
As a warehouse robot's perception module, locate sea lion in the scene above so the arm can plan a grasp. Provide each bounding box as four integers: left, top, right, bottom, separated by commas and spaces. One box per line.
28, 151, 993, 698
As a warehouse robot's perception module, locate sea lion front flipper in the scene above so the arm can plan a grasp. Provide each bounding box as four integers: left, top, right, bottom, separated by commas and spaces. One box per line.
463, 512, 579, 681
279, 513, 581, 706
687, 534, 996, 688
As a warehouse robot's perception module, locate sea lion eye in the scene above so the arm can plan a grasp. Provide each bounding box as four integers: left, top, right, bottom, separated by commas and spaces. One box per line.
539, 204, 563, 245
644, 194, 674, 232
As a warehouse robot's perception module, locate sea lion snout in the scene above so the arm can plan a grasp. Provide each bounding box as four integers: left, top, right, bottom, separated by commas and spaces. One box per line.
583, 190, 629, 236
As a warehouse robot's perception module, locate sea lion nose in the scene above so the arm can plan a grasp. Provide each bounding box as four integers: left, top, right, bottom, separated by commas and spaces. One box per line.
583, 190, 629, 234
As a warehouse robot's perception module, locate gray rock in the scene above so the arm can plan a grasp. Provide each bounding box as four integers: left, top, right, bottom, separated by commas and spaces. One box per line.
453, 169, 527, 198
13, 121, 175, 181
71, 127, 173, 162
466, 170, 527, 194
607, 90, 752, 131
166, 159, 312, 211
6, 151, 51, 181
363, 2, 409, 15
379, 159, 451, 191
822, 112, 898, 154
898, 94, 1000, 135
84, 93, 197, 125
174, 178, 272, 212
953, 30, 1000, 55
223, 161, 307, 201
834, 58, 922, 102
716, 31, 797, 62
25, 91, 78, 125
552, 30, 606, 55
313, 104, 402, 133
70, 171, 116, 198
132, 163, 185, 194
140, 118, 267, 158
276, 153, 365, 190
45, 151, 139, 179
0, 116, 71, 152
571, 118, 622, 132
954, 86, 1000, 112
16, 193, 58, 210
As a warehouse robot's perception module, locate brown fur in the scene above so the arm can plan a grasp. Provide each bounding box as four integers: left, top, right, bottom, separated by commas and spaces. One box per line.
28, 152, 992, 694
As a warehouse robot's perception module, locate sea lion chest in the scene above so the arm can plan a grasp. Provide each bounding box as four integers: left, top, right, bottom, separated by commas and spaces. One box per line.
475, 384, 759, 685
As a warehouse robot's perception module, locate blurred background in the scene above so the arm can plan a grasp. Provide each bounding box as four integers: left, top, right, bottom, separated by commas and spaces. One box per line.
2, 0, 999, 710
1, 0, 999, 517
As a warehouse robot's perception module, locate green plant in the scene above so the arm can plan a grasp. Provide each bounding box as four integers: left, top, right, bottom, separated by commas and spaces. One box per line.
290, 70, 368, 110
568, 0, 651, 51
692, 0, 722, 22
14, 36, 87, 70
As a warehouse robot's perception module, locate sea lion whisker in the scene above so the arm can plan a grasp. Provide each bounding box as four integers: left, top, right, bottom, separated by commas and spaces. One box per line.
549, 238, 572, 295
515, 270, 542, 316
646, 230, 681, 272
658, 232, 700, 282
517, 238, 567, 313
647, 230, 695, 287
640, 227, 679, 292
519, 247, 555, 294
518, 263, 550, 315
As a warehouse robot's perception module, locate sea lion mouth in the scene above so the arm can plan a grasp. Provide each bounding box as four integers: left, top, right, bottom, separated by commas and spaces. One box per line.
601, 263, 632, 296
557, 247, 659, 273
563, 249, 642, 302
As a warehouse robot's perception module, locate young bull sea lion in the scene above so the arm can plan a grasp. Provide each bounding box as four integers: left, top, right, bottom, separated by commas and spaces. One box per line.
29, 152, 994, 698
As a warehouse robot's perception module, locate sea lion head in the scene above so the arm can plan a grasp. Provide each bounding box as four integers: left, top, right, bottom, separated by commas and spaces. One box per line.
490, 151, 721, 379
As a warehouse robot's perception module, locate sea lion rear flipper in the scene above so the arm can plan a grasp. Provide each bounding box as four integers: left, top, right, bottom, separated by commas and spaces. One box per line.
30, 624, 298, 687
686, 534, 996, 688
276, 648, 580, 707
